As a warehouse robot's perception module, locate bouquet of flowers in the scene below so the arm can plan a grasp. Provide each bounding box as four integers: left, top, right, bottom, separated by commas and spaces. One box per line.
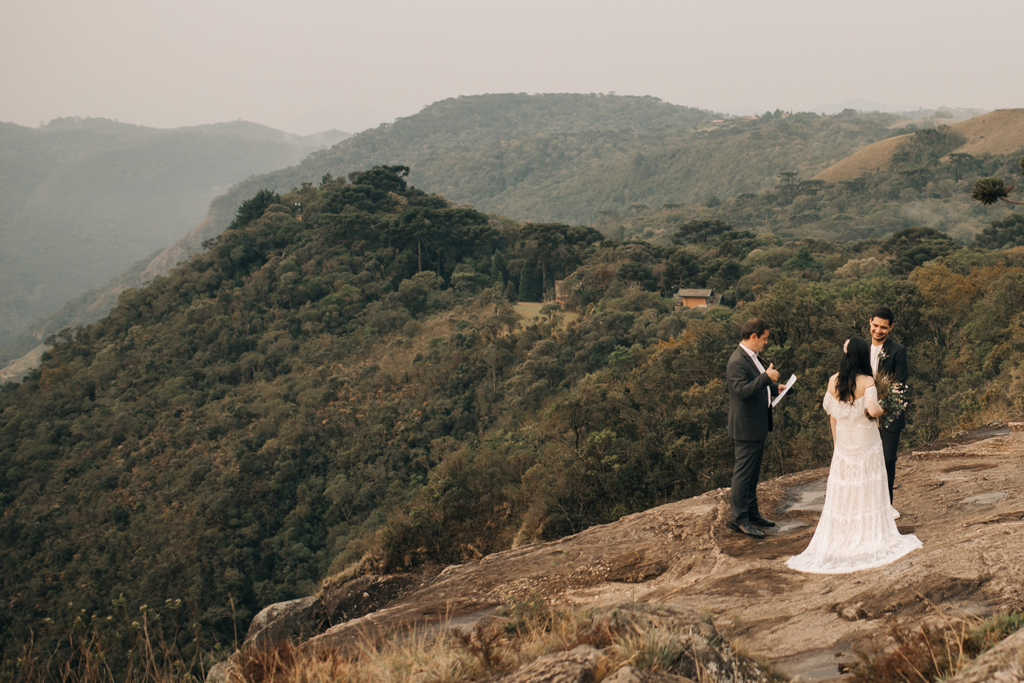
873, 370, 908, 429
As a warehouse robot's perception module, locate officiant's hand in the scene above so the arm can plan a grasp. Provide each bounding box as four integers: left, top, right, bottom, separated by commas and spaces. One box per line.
766, 363, 780, 382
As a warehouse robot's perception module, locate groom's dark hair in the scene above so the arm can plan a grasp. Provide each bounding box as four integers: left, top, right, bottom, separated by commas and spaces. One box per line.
740, 317, 769, 340
871, 306, 895, 325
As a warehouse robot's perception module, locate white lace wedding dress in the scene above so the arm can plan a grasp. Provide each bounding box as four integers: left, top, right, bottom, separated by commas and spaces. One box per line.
786, 386, 921, 574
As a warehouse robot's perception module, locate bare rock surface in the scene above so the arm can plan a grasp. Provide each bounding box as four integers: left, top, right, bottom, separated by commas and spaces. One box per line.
295, 425, 1024, 681
500, 644, 604, 683
604, 667, 695, 683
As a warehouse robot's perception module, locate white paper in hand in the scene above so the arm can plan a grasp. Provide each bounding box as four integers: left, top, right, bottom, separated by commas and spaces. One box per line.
772, 374, 797, 408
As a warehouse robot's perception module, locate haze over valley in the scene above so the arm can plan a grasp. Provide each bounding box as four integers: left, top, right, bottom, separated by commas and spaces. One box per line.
0, 119, 347, 356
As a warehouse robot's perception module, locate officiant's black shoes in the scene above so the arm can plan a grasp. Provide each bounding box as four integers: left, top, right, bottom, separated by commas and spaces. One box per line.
750, 515, 776, 527
728, 521, 766, 538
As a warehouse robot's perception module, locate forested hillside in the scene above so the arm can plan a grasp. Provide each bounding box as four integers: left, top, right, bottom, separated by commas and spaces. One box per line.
8, 98, 999, 374
0, 117, 347, 351
131, 95, 916, 252
234, 95, 913, 225
2, 166, 1024, 676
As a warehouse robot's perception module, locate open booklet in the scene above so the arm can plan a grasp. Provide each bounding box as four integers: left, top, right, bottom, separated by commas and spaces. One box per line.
771, 374, 797, 407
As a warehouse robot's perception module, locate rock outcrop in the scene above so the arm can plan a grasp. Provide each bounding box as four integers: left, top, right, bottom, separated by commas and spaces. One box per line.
219, 422, 1024, 682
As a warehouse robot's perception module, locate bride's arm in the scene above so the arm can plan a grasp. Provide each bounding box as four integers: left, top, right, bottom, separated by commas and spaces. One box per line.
830, 415, 837, 445
865, 381, 884, 418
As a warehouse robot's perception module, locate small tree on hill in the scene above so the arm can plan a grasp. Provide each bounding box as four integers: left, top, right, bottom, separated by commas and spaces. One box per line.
504, 280, 518, 303
229, 189, 282, 230
518, 262, 541, 302
970, 157, 1024, 206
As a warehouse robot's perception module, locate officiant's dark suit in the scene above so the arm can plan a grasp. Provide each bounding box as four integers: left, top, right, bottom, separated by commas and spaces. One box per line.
726, 319, 780, 534
876, 337, 908, 502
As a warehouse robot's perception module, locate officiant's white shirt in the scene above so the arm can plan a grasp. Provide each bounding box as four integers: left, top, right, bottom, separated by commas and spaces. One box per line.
741, 344, 772, 406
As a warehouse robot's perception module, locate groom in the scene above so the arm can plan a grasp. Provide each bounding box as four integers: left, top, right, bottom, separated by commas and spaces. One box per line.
726, 317, 781, 538
869, 306, 909, 503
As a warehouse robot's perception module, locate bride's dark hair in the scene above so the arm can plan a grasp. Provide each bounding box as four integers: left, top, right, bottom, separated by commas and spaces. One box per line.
837, 337, 873, 403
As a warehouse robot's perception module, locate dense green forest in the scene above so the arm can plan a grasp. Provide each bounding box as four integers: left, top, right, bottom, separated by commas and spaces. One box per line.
128, 95, 925, 256
2, 165, 1024, 677
0, 117, 346, 351
228, 95, 915, 225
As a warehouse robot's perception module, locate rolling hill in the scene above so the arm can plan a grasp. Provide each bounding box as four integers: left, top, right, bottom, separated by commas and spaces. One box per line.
815, 108, 1024, 183
3, 95, 911, 372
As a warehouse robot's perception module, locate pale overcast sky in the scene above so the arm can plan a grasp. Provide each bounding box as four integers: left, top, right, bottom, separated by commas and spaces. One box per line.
3, 0, 1021, 135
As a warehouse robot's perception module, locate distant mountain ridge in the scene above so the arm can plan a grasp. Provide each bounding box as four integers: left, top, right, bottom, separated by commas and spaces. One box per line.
0, 117, 349, 353
5, 98, 1012, 374
0, 95, 913, 370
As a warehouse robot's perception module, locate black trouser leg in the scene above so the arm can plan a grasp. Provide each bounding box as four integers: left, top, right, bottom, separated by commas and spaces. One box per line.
731, 439, 765, 523
880, 429, 902, 504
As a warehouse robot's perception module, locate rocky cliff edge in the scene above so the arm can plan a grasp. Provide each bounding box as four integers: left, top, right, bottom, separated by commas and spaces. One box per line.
216, 422, 1024, 682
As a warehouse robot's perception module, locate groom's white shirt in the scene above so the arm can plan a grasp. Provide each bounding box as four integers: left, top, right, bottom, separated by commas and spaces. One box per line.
740, 343, 771, 406
870, 342, 882, 375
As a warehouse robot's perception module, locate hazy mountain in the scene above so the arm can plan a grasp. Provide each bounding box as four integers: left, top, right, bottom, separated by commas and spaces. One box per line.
0, 117, 349, 350
807, 100, 990, 121
4, 96, 1007, 373
808, 99, 924, 115
114, 94, 909, 247
0, 95, 912, 369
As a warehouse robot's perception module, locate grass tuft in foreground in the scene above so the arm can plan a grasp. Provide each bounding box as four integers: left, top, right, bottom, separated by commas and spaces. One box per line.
231, 597, 766, 683
1, 597, 214, 683
847, 610, 1024, 683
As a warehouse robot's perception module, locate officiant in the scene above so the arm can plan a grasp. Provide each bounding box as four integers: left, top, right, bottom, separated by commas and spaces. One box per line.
725, 317, 782, 539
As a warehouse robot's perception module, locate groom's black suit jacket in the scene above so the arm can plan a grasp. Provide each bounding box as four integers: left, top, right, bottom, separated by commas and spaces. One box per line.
726, 345, 779, 441
876, 337, 909, 433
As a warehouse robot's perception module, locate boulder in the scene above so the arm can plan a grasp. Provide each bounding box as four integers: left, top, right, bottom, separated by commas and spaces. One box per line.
244, 596, 323, 649
501, 644, 604, 683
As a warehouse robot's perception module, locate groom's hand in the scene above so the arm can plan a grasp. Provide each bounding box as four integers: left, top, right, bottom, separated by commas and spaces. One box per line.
766, 363, 780, 382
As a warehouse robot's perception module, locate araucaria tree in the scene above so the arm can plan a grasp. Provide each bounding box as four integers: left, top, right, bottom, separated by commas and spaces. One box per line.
970, 156, 1024, 205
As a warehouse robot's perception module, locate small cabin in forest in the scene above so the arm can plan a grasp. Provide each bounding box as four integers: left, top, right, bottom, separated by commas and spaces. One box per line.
673, 288, 721, 310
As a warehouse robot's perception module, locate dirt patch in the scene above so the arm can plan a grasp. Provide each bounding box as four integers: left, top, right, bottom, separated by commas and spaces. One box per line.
606, 550, 670, 583
513, 302, 578, 327
942, 463, 1000, 473
701, 567, 802, 598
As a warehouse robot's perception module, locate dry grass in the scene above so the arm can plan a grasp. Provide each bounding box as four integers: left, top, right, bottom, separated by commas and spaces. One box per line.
231, 599, 611, 683
813, 135, 910, 183
847, 609, 1024, 683
514, 302, 579, 327
949, 108, 1024, 156
2, 611, 210, 683
228, 599, 751, 683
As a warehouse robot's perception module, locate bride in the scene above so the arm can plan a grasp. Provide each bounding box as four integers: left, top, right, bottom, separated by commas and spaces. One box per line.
786, 337, 921, 574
